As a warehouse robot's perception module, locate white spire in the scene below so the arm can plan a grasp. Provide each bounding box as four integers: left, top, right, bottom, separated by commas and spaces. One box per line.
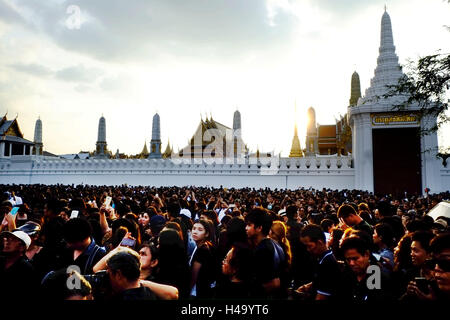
361, 10, 405, 105
233, 110, 241, 131
97, 116, 106, 142
307, 106, 316, 134
149, 113, 162, 159
151, 113, 161, 141
34, 118, 42, 144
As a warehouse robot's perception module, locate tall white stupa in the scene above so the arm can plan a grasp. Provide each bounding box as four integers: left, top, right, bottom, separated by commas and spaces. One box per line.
33, 117, 43, 155
149, 113, 162, 159
358, 8, 406, 106
94, 115, 108, 158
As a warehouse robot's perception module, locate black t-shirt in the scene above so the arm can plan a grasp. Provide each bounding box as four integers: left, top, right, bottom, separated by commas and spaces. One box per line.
112, 285, 157, 301
0, 255, 39, 300
341, 265, 395, 302
251, 238, 287, 298
215, 279, 253, 300
353, 220, 374, 236
254, 238, 278, 284
289, 238, 315, 288
312, 250, 343, 299
57, 238, 106, 275
191, 242, 216, 298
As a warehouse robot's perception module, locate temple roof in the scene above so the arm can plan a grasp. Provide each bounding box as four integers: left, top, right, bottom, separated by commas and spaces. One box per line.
318, 125, 337, 138
0, 135, 34, 144
0, 115, 24, 138
0, 120, 14, 135
190, 116, 231, 144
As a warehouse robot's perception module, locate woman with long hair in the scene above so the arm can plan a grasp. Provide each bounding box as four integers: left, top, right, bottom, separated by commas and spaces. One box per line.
189, 219, 217, 299
216, 242, 253, 299
156, 228, 191, 299
269, 220, 292, 268
269, 220, 292, 298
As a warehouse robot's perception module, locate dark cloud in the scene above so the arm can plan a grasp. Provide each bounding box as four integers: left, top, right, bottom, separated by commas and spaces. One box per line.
9, 63, 53, 77
7, 0, 298, 63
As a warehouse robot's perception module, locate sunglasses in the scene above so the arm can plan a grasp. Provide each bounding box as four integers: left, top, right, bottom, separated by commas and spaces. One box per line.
425, 258, 450, 272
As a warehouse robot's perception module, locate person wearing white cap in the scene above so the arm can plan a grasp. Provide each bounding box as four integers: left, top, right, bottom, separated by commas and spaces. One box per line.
0, 230, 38, 299
1, 230, 31, 251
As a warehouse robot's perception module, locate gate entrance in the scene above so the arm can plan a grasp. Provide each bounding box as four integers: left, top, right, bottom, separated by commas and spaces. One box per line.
372, 127, 422, 197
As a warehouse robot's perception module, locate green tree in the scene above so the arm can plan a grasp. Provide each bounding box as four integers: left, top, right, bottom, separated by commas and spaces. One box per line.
386, 53, 449, 132
384, 3, 449, 158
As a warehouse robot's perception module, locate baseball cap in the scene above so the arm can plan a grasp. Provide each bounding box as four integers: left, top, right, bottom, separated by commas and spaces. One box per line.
180, 209, 192, 219
1, 230, 31, 249
433, 218, 448, 230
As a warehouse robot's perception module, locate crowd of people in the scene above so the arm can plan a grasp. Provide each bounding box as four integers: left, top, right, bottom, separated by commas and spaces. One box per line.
0, 184, 449, 301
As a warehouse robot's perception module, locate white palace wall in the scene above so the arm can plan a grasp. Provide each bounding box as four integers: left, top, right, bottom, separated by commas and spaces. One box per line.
1, 154, 448, 193
0, 155, 355, 190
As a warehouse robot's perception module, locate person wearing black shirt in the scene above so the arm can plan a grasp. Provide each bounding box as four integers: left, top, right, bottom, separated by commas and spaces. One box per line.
107, 250, 156, 301
58, 218, 106, 275
216, 242, 253, 299
297, 224, 343, 300
338, 204, 373, 236
190, 219, 217, 299
341, 236, 394, 302
0, 230, 39, 300
245, 208, 286, 299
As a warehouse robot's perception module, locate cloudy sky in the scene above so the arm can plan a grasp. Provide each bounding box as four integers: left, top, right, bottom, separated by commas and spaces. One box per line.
0, 0, 449, 156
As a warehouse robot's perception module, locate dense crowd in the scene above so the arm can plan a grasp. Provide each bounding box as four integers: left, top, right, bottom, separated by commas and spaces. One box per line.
0, 184, 449, 301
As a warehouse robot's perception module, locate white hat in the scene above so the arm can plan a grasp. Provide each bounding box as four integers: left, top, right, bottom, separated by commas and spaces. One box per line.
1, 230, 31, 249
218, 209, 227, 223
434, 218, 448, 230
180, 208, 192, 219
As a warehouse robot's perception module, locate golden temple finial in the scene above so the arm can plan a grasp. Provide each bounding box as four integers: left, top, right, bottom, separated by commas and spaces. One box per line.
289, 100, 303, 158
350, 71, 362, 106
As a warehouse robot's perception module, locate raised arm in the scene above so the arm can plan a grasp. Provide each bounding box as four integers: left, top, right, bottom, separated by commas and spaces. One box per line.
92, 245, 133, 273
99, 205, 111, 235
140, 280, 179, 300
